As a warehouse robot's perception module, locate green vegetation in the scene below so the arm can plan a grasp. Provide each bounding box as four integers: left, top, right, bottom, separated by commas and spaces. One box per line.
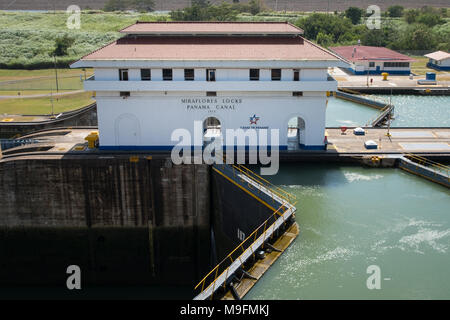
0, 91, 95, 115
104, 0, 155, 12
345, 7, 365, 25
0, 4, 449, 70
0, 11, 166, 69
0, 68, 93, 95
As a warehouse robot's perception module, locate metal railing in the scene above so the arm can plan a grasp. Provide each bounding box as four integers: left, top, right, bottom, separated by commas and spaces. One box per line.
193, 161, 297, 300
193, 199, 296, 300
404, 153, 449, 178
368, 104, 394, 127
228, 162, 296, 204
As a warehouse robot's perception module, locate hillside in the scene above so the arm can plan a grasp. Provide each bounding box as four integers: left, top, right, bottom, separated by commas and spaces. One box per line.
1, 0, 449, 12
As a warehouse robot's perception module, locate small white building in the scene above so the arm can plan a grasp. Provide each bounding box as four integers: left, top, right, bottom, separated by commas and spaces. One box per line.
425, 51, 450, 71
71, 22, 345, 151
330, 45, 413, 75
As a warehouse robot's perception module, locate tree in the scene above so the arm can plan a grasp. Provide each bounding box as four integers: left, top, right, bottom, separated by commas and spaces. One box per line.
387, 5, 404, 17
393, 24, 438, 51
248, 0, 266, 15
131, 0, 155, 12
404, 9, 419, 24
416, 12, 444, 27
345, 7, 364, 25
52, 35, 75, 56
295, 13, 354, 43
316, 32, 333, 47
104, 0, 127, 11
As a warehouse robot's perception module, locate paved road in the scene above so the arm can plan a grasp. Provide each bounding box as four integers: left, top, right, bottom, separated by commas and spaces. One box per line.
0, 90, 84, 100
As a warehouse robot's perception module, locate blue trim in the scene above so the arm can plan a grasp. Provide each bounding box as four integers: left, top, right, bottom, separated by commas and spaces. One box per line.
345, 67, 410, 75
427, 62, 450, 71
99, 145, 327, 151
299, 144, 327, 150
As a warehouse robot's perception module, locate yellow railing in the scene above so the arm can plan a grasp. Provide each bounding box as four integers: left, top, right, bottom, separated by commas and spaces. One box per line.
229, 162, 296, 204
218, 154, 296, 204
194, 200, 296, 299
404, 154, 449, 177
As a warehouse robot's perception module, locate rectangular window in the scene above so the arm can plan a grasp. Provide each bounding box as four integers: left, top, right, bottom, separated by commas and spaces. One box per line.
163, 69, 173, 81
249, 69, 259, 81
271, 69, 281, 81
140, 69, 151, 81
369, 62, 375, 68
206, 69, 216, 82
184, 69, 195, 81
120, 91, 130, 97
384, 62, 409, 68
293, 69, 300, 81
292, 91, 303, 96
119, 69, 128, 81
206, 91, 217, 96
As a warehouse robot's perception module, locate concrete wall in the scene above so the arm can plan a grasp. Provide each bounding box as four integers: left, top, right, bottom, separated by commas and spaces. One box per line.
0, 157, 211, 287
0, 104, 98, 139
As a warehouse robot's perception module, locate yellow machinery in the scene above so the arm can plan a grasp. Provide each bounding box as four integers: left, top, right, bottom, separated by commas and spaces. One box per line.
85, 131, 99, 149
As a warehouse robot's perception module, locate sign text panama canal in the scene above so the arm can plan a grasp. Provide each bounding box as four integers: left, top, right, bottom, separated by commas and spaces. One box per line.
182, 97, 242, 111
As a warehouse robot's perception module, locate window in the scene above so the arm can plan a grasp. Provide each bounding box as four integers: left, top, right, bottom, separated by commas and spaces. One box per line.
120, 91, 130, 97
293, 91, 303, 97
293, 69, 300, 81
184, 69, 195, 81
119, 69, 128, 81
384, 62, 409, 68
206, 91, 217, 96
141, 69, 151, 81
271, 69, 281, 81
369, 62, 375, 68
249, 69, 259, 81
206, 69, 216, 82
163, 69, 173, 81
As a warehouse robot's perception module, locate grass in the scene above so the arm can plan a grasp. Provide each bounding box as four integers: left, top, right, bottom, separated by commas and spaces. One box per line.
0, 91, 95, 115
0, 68, 94, 96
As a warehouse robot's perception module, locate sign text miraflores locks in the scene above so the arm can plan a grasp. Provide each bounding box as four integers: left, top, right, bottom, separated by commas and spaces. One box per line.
182, 97, 242, 111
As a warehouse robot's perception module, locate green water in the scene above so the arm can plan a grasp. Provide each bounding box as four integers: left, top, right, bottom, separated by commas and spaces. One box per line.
246, 164, 450, 299
326, 95, 450, 128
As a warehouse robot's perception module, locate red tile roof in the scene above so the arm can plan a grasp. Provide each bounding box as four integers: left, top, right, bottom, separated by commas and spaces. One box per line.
80, 36, 340, 61
120, 21, 303, 35
330, 45, 414, 62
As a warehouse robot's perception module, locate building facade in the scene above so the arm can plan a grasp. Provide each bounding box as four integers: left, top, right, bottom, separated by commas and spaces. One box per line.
71, 22, 345, 151
425, 51, 450, 71
330, 45, 413, 75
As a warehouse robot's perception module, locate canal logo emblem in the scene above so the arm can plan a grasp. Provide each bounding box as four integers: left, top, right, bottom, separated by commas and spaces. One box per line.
249, 114, 260, 125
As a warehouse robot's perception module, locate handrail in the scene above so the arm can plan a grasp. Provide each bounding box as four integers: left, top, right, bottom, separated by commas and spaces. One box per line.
231, 162, 296, 203
193, 161, 297, 300
404, 153, 449, 176
220, 154, 296, 203
194, 199, 296, 299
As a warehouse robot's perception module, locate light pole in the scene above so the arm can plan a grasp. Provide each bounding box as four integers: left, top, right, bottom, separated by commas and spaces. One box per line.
53, 55, 59, 92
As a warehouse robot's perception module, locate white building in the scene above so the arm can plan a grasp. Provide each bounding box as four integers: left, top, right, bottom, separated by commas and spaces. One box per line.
71, 22, 345, 151
425, 51, 450, 71
330, 45, 413, 75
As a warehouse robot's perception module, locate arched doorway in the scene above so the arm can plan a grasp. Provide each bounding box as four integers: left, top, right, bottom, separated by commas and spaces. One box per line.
115, 113, 141, 146
203, 116, 221, 147
287, 116, 306, 150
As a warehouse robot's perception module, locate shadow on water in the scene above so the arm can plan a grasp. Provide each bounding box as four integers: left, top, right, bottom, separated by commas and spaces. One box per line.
250, 162, 351, 187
